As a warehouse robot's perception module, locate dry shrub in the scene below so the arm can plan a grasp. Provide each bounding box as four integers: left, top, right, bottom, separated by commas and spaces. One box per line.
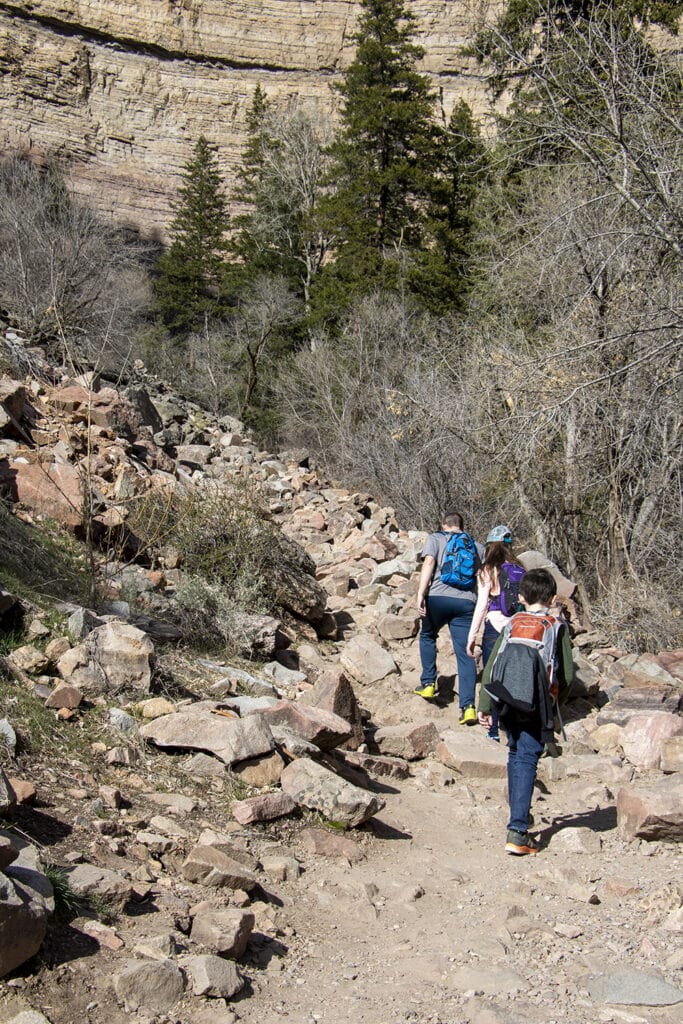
126, 479, 312, 651
164, 480, 278, 607
590, 581, 683, 654
0, 153, 152, 370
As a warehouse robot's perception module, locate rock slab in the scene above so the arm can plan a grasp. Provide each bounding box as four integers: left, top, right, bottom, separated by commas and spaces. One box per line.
280, 757, 385, 827
617, 774, 683, 842
140, 709, 275, 765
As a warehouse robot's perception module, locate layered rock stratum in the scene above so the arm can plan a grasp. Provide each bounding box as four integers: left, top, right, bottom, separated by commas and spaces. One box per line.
0, 0, 501, 235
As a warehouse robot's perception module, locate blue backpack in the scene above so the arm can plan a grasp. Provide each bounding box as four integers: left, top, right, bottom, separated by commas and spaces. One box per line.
499, 562, 526, 617
440, 531, 478, 589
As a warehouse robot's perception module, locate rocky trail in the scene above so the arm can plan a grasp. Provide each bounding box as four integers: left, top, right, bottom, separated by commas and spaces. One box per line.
0, 329, 681, 1024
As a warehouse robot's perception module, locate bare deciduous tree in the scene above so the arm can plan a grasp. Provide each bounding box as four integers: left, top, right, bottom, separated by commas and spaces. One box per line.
0, 154, 151, 369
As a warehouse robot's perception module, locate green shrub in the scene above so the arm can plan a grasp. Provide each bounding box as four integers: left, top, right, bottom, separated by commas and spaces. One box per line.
43, 862, 84, 919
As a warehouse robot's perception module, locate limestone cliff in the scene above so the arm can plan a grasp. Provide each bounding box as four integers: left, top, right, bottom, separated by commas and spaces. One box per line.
0, 1, 499, 236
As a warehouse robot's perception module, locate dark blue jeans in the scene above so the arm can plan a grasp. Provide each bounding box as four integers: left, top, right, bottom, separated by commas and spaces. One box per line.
419, 595, 476, 709
482, 619, 500, 738
505, 717, 544, 834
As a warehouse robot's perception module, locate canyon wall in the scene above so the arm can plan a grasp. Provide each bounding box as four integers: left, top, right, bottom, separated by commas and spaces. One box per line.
0, 1, 500, 236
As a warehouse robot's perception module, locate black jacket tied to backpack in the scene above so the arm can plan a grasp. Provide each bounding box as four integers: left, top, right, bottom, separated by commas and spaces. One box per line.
479, 615, 574, 745
485, 643, 557, 744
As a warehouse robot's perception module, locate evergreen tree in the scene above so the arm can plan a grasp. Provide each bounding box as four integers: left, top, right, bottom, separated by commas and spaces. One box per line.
410, 100, 489, 314
316, 0, 439, 312
229, 84, 274, 280
155, 136, 230, 335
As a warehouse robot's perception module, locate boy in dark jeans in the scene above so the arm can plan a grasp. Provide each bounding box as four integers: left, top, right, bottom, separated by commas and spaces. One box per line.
478, 568, 573, 855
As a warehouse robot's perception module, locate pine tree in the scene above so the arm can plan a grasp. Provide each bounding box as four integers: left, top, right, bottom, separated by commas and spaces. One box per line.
410, 100, 489, 314
316, 0, 439, 312
155, 136, 230, 335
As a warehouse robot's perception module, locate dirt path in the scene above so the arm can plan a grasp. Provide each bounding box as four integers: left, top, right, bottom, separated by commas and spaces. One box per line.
1, 730, 680, 1024
233, 764, 681, 1024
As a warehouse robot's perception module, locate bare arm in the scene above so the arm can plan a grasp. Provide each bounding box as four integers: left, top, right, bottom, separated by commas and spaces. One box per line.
467, 569, 492, 657
416, 555, 436, 617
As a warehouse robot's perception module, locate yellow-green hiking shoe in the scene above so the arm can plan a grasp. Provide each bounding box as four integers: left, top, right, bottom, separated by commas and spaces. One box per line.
413, 684, 436, 700
459, 705, 477, 725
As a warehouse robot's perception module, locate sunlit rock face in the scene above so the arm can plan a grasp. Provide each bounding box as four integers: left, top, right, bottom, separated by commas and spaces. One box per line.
0, 1, 501, 236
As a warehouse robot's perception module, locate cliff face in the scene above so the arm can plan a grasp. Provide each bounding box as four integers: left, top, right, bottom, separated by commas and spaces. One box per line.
0, 1, 498, 236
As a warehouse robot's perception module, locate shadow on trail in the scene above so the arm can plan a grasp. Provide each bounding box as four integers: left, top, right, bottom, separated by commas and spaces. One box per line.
8, 804, 73, 847
363, 817, 412, 841
433, 673, 456, 707
538, 805, 618, 846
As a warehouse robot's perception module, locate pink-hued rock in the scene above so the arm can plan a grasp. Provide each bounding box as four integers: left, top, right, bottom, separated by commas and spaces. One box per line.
300, 826, 365, 863
231, 792, 297, 825
233, 750, 286, 787
341, 750, 410, 781
655, 649, 683, 683
378, 613, 420, 641
11, 460, 84, 529
435, 729, 508, 778
299, 669, 364, 750
81, 920, 125, 950
340, 635, 398, 684
190, 905, 255, 958
620, 712, 683, 769
661, 735, 683, 774
260, 699, 352, 750
181, 846, 258, 890
45, 683, 83, 709
8, 778, 36, 805
617, 775, 683, 842
373, 722, 439, 761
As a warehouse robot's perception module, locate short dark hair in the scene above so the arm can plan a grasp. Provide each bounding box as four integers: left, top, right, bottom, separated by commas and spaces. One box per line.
442, 511, 464, 529
519, 568, 556, 606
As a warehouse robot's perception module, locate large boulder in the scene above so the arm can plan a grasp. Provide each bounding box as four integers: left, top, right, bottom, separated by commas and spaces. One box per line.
259, 700, 352, 751
374, 722, 440, 761
185, 954, 244, 999
231, 792, 297, 825
620, 712, 683, 769
617, 774, 683, 842
280, 757, 385, 827
190, 905, 255, 957
10, 461, 84, 530
340, 635, 398, 684
435, 729, 508, 778
300, 668, 365, 749
88, 621, 154, 693
64, 863, 133, 908
0, 833, 53, 978
181, 845, 258, 890
112, 960, 185, 1013
273, 536, 328, 623
58, 621, 154, 694
140, 709, 275, 765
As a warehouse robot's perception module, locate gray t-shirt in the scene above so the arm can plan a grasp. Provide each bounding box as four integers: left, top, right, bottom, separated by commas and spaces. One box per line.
421, 531, 485, 602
